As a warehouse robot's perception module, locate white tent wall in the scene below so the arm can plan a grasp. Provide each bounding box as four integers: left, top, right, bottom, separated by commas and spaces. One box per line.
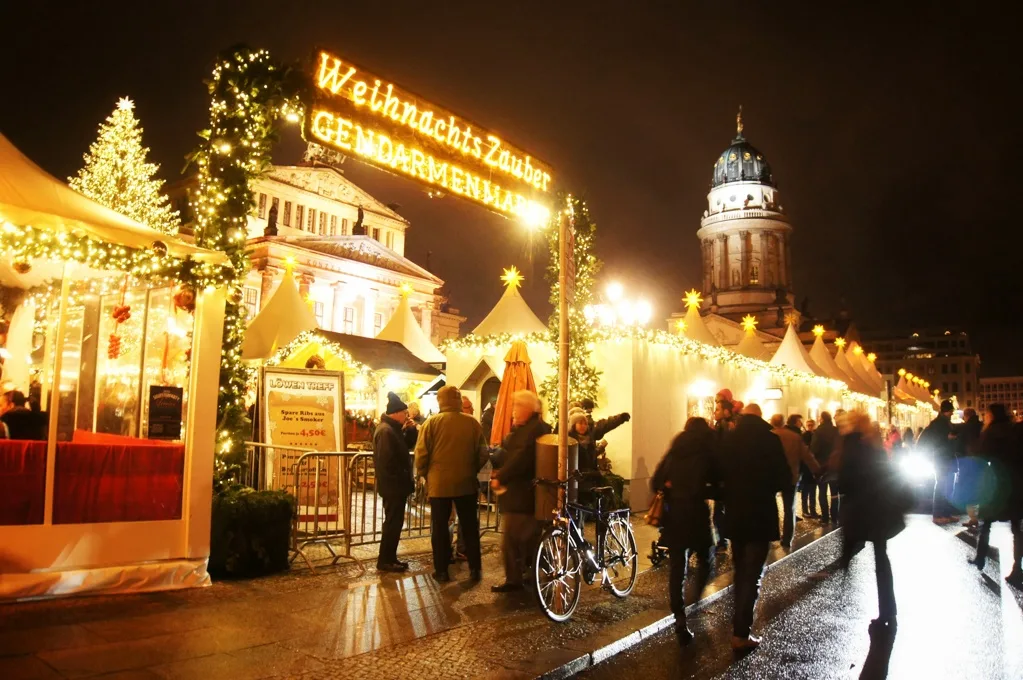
0, 287, 226, 600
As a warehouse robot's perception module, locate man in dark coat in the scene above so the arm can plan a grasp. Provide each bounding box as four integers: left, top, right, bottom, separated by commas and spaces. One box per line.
651, 417, 719, 645
490, 390, 551, 593
373, 392, 415, 572
810, 411, 841, 524
955, 408, 983, 528
712, 389, 739, 547
920, 400, 959, 524
719, 404, 790, 651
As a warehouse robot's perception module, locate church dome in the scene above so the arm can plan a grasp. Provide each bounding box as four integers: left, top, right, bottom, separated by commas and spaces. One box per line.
711, 109, 775, 188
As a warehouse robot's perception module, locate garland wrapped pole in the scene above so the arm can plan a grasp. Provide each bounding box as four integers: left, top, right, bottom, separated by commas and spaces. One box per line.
188, 46, 303, 488
539, 194, 602, 420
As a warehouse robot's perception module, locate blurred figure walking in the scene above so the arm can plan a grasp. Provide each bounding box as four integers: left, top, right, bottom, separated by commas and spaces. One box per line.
651, 417, 719, 646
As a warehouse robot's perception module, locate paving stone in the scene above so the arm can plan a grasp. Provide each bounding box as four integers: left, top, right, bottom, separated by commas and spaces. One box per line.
0, 623, 108, 657
0, 654, 63, 680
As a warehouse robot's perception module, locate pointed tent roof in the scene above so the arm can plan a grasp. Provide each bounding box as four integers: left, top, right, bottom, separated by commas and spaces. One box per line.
770, 324, 827, 377
848, 342, 884, 393
734, 330, 769, 360
242, 269, 318, 360
680, 299, 719, 347
376, 293, 446, 364
809, 334, 851, 384
472, 282, 547, 337
835, 345, 878, 397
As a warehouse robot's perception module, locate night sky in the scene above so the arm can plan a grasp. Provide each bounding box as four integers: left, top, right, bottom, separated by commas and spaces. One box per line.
4, 2, 1019, 373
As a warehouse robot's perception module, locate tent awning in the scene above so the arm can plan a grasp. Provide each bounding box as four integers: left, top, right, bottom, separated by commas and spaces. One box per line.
242, 269, 318, 361
0, 132, 227, 265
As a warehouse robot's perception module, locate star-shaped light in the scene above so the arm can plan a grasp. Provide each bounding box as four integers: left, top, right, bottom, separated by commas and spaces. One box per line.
117, 97, 135, 111
683, 289, 703, 310
898, 368, 906, 376
675, 319, 687, 334
834, 337, 847, 349
853, 345, 864, 356
741, 314, 758, 334
812, 324, 825, 338
784, 311, 800, 327
867, 352, 877, 363
399, 282, 414, 298
501, 266, 523, 290
284, 255, 296, 270
905, 372, 915, 380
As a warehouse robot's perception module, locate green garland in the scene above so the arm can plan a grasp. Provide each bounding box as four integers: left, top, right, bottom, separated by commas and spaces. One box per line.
539, 194, 602, 418
188, 46, 303, 488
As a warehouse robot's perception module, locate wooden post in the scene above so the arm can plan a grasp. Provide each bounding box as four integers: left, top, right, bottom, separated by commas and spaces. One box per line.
557, 210, 570, 508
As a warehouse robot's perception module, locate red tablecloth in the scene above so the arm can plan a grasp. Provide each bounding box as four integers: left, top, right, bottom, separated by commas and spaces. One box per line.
53, 442, 185, 524
0, 441, 47, 525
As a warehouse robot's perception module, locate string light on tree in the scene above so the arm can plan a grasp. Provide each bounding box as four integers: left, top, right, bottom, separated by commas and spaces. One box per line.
69, 97, 181, 236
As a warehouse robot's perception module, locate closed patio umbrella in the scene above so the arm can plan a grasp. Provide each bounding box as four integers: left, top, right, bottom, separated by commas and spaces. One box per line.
489, 341, 538, 447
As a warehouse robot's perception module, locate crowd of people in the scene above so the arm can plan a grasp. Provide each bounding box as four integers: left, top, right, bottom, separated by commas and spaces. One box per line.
651, 389, 1023, 653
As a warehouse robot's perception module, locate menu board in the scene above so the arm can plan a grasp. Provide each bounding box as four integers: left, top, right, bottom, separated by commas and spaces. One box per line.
147, 386, 184, 440
260, 368, 345, 510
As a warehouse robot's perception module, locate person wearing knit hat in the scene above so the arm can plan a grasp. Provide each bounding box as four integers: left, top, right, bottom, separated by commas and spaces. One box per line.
920, 396, 961, 524
373, 392, 414, 572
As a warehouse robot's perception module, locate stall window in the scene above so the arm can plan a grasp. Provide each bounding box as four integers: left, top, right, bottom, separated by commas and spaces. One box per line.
295, 205, 305, 229
283, 201, 292, 227
330, 214, 338, 236
257, 193, 267, 218
343, 307, 355, 334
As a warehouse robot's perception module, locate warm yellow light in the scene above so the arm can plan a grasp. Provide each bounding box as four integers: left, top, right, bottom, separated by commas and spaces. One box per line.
835, 337, 847, 349
784, 311, 801, 327
741, 314, 759, 334
905, 372, 914, 380
867, 352, 877, 363
521, 202, 550, 230
501, 266, 523, 290
898, 368, 906, 376
812, 324, 825, 337
923, 381, 930, 388
284, 255, 296, 269
683, 289, 703, 310
675, 319, 687, 334
399, 282, 414, 298
607, 282, 624, 303
853, 345, 864, 355
116, 97, 135, 112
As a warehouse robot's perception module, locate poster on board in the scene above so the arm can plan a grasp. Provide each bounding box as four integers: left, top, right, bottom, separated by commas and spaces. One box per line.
148, 386, 184, 439
260, 367, 345, 519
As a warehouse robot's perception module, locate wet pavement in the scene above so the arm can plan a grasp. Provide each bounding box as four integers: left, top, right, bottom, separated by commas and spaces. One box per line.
0, 501, 828, 679
580, 516, 1023, 679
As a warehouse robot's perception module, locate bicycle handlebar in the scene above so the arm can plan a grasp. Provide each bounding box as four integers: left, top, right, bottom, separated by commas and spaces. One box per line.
533, 470, 602, 487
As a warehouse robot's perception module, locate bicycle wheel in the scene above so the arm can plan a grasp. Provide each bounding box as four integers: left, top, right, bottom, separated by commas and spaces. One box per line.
601, 516, 638, 597
535, 525, 583, 622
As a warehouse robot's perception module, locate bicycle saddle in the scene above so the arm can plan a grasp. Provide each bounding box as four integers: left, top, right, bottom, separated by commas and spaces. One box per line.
590, 486, 614, 493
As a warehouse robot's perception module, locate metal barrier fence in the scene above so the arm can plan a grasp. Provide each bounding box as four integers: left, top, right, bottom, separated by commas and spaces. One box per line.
244, 443, 502, 571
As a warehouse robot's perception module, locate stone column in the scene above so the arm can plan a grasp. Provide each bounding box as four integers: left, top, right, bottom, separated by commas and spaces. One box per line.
718, 235, 729, 289
761, 233, 769, 286
702, 240, 712, 292
363, 289, 378, 338
740, 231, 751, 286
259, 266, 278, 310
784, 233, 793, 290
331, 282, 345, 333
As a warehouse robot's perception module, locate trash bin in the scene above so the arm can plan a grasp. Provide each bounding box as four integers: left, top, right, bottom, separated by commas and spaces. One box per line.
535, 434, 577, 521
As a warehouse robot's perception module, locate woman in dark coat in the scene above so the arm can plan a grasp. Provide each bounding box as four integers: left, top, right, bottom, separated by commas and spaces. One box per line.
651, 417, 718, 645
970, 404, 1023, 586
839, 412, 907, 633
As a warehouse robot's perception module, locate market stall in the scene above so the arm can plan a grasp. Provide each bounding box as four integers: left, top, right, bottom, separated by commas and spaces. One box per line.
0, 133, 227, 600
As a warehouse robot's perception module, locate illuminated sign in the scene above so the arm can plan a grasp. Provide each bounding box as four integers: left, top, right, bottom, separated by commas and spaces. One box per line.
307, 50, 552, 222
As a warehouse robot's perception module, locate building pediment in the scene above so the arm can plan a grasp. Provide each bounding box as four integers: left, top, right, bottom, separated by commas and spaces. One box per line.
267, 165, 409, 228
270, 235, 441, 285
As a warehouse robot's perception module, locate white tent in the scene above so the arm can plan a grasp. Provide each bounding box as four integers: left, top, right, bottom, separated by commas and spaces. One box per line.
835, 345, 879, 398
848, 342, 884, 393
770, 324, 827, 377
735, 327, 770, 360
809, 334, 852, 384
241, 269, 318, 360
472, 281, 547, 337
0, 133, 224, 264
376, 293, 446, 364
680, 304, 719, 346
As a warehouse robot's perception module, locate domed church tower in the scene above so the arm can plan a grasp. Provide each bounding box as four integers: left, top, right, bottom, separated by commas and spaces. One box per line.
696, 108, 794, 321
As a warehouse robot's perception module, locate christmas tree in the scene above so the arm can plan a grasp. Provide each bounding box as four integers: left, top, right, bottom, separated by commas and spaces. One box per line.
69, 98, 180, 235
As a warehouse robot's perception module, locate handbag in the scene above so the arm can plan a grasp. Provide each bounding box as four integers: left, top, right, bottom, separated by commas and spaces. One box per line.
645, 491, 665, 527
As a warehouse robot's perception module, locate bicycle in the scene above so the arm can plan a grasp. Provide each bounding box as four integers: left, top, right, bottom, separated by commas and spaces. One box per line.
533, 471, 639, 622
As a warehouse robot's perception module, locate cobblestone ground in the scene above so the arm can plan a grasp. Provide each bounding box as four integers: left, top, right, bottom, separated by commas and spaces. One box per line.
0, 498, 828, 679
